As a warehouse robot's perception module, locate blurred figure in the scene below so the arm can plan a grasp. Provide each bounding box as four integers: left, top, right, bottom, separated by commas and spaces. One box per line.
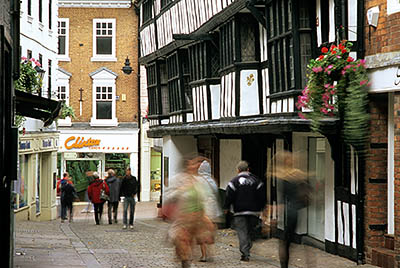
166, 156, 214, 268
87, 172, 110, 225
105, 169, 121, 224
195, 159, 223, 262
58, 172, 73, 221
273, 150, 312, 268
120, 167, 139, 229
223, 160, 265, 262
60, 175, 78, 223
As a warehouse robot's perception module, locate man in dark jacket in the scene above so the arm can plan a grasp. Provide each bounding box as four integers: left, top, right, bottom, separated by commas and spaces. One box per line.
61, 179, 78, 223
105, 169, 121, 224
223, 161, 266, 262
120, 167, 138, 229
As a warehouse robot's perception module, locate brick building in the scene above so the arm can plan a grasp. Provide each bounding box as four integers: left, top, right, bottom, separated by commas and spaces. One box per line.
365, 1, 400, 267
56, 0, 140, 195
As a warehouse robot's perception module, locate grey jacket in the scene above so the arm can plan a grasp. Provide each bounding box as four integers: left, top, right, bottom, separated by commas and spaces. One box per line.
105, 176, 121, 202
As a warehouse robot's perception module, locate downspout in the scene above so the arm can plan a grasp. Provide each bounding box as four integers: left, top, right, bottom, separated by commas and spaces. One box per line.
356, 0, 365, 264
134, 2, 142, 201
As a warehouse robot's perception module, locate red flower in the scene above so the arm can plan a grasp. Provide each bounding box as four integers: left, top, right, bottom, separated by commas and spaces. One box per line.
330, 45, 337, 51
331, 50, 337, 54
321, 47, 329, 53
317, 55, 324, 61
338, 44, 345, 50
347, 57, 354, 62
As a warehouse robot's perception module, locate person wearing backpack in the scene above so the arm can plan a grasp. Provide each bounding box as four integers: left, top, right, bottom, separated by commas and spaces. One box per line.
87, 172, 110, 225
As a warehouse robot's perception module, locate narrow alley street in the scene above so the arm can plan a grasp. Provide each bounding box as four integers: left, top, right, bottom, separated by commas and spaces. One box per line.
14, 202, 378, 268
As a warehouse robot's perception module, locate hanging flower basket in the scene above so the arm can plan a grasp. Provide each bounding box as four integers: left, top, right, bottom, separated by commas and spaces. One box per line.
296, 41, 369, 148
15, 57, 43, 94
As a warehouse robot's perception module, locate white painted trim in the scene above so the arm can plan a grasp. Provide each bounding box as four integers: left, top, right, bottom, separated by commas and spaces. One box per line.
388, 92, 394, 234
90, 74, 117, 125
387, 0, 400, 15
329, 0, 335, 43
92, 18, 116, 60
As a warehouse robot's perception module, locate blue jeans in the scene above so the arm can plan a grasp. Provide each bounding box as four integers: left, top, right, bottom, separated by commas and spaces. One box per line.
123, 197, 136, 225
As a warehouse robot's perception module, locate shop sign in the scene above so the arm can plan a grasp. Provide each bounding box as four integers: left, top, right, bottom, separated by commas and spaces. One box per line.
19, 141, 31, 150
42, 139, 52, 148
65, 136, 101, 150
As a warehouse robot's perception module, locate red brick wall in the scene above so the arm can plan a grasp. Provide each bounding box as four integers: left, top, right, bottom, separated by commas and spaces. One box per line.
394, 93, 400, 251
365, 0, 400, 55
364, 94, 388, 262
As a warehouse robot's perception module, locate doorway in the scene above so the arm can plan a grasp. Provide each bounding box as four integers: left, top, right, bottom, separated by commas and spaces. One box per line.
308, 137, 326, 241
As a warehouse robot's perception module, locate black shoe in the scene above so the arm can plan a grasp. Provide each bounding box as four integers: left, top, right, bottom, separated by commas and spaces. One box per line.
240, 256, 249, 262
109, 221, 112, 224
114, 219, 118, 224
181, 261, 190, 268
96, 222, 100, 225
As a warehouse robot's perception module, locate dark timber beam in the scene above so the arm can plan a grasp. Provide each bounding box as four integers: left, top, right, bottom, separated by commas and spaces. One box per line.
247, 1, 266, 29
173, 33, 214, 41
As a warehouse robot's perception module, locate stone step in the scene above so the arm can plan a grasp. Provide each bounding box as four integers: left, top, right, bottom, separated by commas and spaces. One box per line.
371, 247, 397, 268
384, 234, 394, 250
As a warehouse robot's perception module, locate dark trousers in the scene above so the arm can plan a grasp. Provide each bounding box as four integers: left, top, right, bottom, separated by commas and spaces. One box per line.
61, 200, 73, 220
107, 201, 119, 223
123, 197, 136, 225
279, 208, 298, 268
232, 215, 259, 258
94, 202, 104, 224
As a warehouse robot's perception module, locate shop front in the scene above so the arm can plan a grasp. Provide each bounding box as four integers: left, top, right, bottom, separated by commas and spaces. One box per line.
15, 132, 59, 221
58, 130, 139, 199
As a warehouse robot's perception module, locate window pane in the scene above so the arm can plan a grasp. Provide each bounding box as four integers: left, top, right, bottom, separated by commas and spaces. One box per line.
108, 94, 112, 99
96, 37, 112, 55
96, 94, 101, 99
58, 36, 66, 55
102, 94, 107, 99
108, 87, 112, 92
96, 22, 101, 28
96, 87, 101, 92
102, 22, 106, 28
102, 87, 106, 92
108, 23, 112, 28
96, 101, 112, 119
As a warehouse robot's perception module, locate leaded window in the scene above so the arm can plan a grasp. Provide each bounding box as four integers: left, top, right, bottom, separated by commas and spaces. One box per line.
266, 0, 314, 93
142, 0, 153, 23
161, 0, 172, 9
57, 86, 66, 101
147, 63, 159, 116
189, 41, 220, 81
220, 20, 235, 69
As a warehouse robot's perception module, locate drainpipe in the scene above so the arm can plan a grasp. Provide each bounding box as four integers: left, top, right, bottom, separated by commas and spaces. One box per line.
134, 2, 142, 201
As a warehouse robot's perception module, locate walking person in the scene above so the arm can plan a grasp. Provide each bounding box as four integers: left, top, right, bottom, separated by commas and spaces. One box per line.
195, 159, 223, 262
120, 167, 138, 229
58, 172, 73, 222
87, 172, 109, 225
273, 151, 312, 268
223, 160, 266, 262
60, 179, 78, 223
105, 169, 121, 224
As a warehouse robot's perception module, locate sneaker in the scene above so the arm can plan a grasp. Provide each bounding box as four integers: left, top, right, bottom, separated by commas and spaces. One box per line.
123, 225, 127, 229
129, 225, 134, 229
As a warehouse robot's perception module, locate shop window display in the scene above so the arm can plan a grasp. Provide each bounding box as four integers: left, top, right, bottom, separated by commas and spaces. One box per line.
14, 155, 29, 209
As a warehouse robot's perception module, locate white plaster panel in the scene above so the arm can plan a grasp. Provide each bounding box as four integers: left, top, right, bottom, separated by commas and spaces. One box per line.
329, 0, 335, 43
210, 84, 221, 120
192, 87, 197, 121
219, 139, 242, 189
283, 98, 288, 113
325, 140, 336, 242
227, 73, 232, 116
240, 70, 260, 116
316, 0, 322, 46
203, 85, 208, 120
288, 97, 294, 113
277, 100, 282, 113
348, 0, 358, 41
231, 72, 236, 117
337, 201, 343, 244
352, 204, 357, 249
271, 101, 277, 114
186, 113, 193, 122
343, 202, 350, 246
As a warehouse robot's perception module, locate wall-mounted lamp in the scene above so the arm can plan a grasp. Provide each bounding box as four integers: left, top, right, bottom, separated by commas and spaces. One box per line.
122, 56, 133, 75
34, 65, 46, 96
367, 6, 379, 28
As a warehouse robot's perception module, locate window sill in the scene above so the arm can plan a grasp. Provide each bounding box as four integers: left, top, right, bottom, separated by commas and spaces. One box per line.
38, 22, 44, 31
49, 29, 53, 37
57, 117, 72, 126
90, 56, 117, 62
27, 16, 33, 24
57, 56, 71, 62
90, 118, 118, 127
20, 10, 23, 18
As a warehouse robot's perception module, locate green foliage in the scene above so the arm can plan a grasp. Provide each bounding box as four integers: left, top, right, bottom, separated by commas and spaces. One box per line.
59, 103, 76, 119
296, 40, 369, 150
14, 58, 43, 94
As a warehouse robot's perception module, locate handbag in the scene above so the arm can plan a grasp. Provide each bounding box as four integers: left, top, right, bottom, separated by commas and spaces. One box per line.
100, 182, 109, 201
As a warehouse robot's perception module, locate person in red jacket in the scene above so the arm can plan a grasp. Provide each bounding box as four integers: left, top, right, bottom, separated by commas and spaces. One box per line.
87, 172, 109, 225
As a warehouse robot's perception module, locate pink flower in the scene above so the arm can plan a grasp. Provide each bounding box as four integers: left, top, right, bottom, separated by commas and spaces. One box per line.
341, 70, 346, 76
360, 59, 366, 65
344, 65, 352, 70
21, 56, 27, 61
312, 66, 323, 73
337, 56, 341, 59
29, 58, 34, 62
320, 108, 328, 115
360, 80, 367, 86
324, 84, 330, 88
298, 112, 306, 119
327, 65, 333, 69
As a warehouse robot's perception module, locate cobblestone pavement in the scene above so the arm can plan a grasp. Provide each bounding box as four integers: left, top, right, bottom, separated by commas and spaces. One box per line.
14, 202, 378, 268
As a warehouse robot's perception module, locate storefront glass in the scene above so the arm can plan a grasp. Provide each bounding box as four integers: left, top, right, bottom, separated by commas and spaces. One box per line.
14, 154, 29, 209
150, 150, 161, 200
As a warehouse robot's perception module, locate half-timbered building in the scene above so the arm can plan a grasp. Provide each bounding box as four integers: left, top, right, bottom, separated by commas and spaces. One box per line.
138, 0, 366, 263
